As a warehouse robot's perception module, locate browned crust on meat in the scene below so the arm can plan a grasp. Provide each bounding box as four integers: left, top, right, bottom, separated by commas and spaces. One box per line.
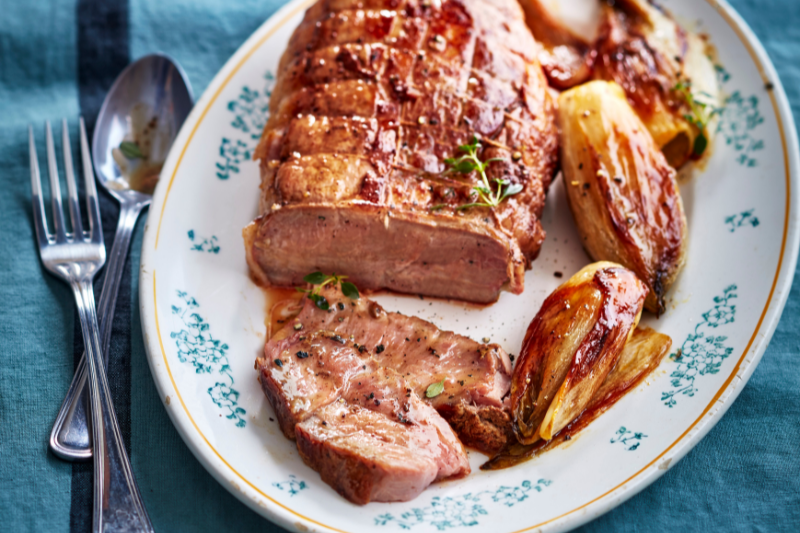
295, 426, 381, 505
438, 402, 513, 454
257, 361, 300, 439
258, 286, 513, 450
246, 0, 558, 303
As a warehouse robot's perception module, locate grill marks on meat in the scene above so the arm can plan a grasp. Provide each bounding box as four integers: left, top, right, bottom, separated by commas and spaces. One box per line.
246, 0, 558, 303
257, 287, 513, 503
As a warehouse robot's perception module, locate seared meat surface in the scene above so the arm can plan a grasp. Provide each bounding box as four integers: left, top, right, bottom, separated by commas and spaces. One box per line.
244, 0, 558, 303
257, 286, 513, 503
295, 367, 470, 504
260, 286, 512, 443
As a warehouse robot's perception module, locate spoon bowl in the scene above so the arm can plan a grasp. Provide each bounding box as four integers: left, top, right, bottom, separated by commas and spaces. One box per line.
92, 53, 193, 203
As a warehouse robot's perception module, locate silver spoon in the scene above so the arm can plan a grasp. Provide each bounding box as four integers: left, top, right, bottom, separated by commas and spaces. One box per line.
49, 53, 193, 461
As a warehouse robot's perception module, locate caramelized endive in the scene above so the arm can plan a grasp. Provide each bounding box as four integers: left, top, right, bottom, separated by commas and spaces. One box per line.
484, 326, 672, 470
516, 0, 601, 89
558, 81, 688, 314
511, 262, 648, 445
592, 0, 719, 168
518, 0, 719, 168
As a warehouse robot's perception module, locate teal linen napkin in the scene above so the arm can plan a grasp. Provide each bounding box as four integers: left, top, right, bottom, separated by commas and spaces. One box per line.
0, 1, 798, 531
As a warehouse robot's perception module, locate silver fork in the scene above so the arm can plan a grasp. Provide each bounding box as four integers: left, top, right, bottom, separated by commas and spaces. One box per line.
30, 119, 154, 533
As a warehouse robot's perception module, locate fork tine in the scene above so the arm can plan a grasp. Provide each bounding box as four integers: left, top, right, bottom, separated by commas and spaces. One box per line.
79, 118, 102, 244
29, 126, 51, 247
61, 119, 84, 240
45, 121, 68, 242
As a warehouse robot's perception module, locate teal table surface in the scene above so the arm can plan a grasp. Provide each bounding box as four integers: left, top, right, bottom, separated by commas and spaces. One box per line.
1, 0, 798, 531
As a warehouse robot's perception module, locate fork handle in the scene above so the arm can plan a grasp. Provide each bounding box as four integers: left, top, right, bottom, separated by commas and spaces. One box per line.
50, 201, 144, 461
71, 277, 154, 533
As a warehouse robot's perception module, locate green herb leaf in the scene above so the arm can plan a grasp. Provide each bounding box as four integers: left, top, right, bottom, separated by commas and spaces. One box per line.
458, 144, 473, 153
425, 378, 446, 398
455, 201, 490, 211
341, 281, 360, 300
434, 136, 520, 211
693, 133, 708, 156
451, 159, 478, 174
673, 81, 719, 157
458, 136, 480, 153
303, 271, 327, 285
119, 141, 143, 159
299, 271, 359, 306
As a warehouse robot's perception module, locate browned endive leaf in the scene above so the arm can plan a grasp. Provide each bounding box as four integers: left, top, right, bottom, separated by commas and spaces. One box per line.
510, 262, 647, 446
518, 0, 720, 168
484, 326, 672, 470
591, 0, 720, 168
515, 0, 601, 89
558, 81, 688, 314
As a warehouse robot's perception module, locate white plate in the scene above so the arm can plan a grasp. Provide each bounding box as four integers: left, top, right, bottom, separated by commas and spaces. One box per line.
139, 0, 800, 531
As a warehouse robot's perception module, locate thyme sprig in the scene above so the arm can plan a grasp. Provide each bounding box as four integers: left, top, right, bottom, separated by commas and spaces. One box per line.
432, 136, 522, 211
674, 81, 720, 156
297, 272, 359, 310
119, 140, 143, 159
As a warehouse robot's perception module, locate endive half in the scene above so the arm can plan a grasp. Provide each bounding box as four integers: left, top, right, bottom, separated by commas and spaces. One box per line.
558, 80, 688, 314
518, 0, 720, 167
485, 326, 672, 470
511, 262, 648, 445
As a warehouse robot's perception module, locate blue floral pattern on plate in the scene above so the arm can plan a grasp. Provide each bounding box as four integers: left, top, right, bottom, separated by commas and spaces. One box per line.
611, 427, 647, 451
273, 475, 308, 496
661, 285, 738, 408
375, 480, 552, 530
170, 291, 247, 427
725, 210, 760, 232
187, 230, 220, 253
216, 71, 275, 180
716, 65, 765, 167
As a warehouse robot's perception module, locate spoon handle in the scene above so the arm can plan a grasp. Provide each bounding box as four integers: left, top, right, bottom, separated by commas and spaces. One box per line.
49, 200, 145, 461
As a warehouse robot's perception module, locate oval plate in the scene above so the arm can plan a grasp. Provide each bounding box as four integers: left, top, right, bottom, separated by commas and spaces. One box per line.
139, 0, 800, 531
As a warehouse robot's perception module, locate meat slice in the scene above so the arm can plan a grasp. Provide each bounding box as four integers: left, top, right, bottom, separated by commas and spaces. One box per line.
244, 0, 559, 304
259, 286, 512, 452
259, 320, 472, 504
260, 332, 374, 439
256, 286, 514, 503
295, 367, 470, 504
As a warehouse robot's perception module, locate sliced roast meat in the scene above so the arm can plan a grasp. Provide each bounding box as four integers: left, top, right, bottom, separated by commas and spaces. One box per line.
289, 287, 511, 409
259, 286, 512, 452
244, 0, 559, 304
295, 367, 470, 504
260, 332, 376, 439
258, 328, 471, 504
256, 286, 515, 503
